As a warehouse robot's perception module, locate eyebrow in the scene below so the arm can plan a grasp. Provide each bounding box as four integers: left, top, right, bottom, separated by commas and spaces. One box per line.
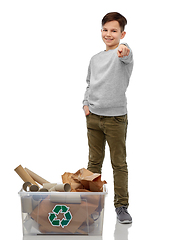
103, 27, 118, 31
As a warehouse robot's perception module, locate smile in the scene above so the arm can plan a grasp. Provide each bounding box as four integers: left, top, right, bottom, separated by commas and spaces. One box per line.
105, 38, 114, 41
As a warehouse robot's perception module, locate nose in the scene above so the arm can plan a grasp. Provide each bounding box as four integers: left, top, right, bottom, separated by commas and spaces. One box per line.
106, 30, 111, 36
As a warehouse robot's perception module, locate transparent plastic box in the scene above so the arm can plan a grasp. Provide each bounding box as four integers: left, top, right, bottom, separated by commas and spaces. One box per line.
19, 185, 107, 236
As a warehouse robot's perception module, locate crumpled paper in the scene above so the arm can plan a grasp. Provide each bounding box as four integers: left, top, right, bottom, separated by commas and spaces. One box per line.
62, 168, 107, 192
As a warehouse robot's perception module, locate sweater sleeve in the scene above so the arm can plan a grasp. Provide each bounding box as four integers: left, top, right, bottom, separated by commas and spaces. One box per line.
82, 61, 91, 107
119, 43, 133, 65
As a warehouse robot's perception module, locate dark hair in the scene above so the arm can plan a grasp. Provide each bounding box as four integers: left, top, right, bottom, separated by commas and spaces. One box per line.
102, 12, 127, 32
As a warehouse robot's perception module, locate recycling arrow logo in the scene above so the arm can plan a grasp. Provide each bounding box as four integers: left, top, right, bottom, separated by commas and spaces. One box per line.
48, 205, 72, 228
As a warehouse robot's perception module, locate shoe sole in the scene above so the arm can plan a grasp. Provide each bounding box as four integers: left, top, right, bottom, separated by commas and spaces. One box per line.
117, 218, 132, 224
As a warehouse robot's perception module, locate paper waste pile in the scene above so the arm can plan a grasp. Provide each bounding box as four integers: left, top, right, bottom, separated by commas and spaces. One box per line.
15, 165, 107, 234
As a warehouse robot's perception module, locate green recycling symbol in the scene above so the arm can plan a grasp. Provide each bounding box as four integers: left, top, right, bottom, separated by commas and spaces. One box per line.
48, 205, 72, 228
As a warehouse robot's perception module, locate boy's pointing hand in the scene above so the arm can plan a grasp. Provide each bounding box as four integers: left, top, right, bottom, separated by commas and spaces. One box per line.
117, 44, 130, 58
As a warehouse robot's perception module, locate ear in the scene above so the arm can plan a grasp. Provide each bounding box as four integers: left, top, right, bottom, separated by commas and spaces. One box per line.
120, 31, 126, 39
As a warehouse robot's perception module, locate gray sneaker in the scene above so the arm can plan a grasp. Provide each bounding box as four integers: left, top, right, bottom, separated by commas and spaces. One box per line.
115, 206, 132, 224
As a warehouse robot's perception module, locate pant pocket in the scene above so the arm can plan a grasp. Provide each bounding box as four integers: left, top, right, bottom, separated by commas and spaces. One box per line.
113, 114, 127, 124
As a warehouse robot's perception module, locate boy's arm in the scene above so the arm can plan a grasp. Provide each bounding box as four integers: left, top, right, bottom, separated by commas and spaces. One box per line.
83, 62, 91, 116
117, 43, 133, 64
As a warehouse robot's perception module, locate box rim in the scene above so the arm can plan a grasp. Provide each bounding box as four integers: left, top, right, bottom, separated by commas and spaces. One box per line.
18, 184, 108, 196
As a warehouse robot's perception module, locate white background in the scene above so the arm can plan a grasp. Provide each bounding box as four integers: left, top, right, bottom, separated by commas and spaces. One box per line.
1, 0, 178, 239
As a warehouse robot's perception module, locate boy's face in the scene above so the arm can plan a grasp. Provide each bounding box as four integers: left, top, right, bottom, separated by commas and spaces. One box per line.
101, 21, 126, 51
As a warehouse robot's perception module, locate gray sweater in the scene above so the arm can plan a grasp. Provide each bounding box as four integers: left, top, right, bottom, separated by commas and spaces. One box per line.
83, 43, 133, 116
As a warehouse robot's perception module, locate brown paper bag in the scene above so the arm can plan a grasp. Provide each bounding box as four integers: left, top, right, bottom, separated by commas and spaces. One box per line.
62, 172, 84, 191
62, 168, 107, 192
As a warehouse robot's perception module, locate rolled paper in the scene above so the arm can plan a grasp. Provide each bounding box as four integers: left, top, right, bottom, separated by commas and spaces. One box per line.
56, 183, 71, 192
21, 196, 33, 213
49, 183, 71, 192
14, 165, 39, 187
23, 182, 47, 192
32, 198, 40, 210
50, 193, 81, 204
43, 183, 57, 190
25, 168, 50, 185
23, 182, 32, 192
29, 185, 39, 192
39, 188, 48, 192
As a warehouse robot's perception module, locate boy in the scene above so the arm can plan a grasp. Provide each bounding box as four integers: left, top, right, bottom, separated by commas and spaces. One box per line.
83, 12, 133, 223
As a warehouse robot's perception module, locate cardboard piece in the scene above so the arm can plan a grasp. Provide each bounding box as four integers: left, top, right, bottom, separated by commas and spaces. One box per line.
25, 168, 50, 186
30, 195, 99, 234
14, 165, 39, 187
39, 188, 48, 192
43, 183, 57, 190
62, 172, 84, 190
50, 193, 81, 204
23, 182, 45, 192
49, 183, 71, 192
62, 168, 107, 192
30, 185, 39, 192
23, 182, 32, 192
21, 196, 33, 213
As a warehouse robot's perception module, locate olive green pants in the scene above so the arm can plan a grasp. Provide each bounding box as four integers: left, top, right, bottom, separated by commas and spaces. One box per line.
86, 112, 129, 208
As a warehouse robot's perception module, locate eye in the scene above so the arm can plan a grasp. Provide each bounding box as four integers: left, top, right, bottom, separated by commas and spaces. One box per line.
103, 29, 107, 32
112, 30, 117, 32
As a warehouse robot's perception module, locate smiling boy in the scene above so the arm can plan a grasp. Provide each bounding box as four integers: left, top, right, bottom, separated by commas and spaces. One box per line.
83, 12, 133, 223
